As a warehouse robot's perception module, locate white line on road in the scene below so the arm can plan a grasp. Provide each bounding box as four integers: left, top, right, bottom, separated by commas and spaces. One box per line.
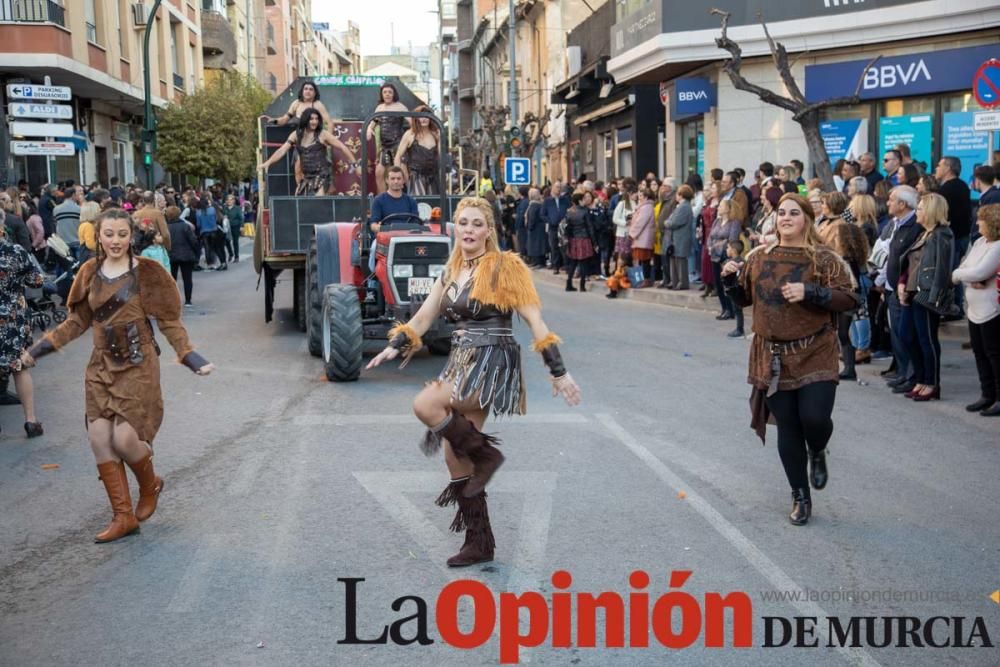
597, 413, 882, 667
294, 413, 588, 426
353, 471, 556, 589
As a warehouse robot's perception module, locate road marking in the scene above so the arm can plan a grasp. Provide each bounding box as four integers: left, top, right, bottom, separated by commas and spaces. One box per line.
597, 413, 882, 667
353, 471, 556, 589
294, 413, 588, 426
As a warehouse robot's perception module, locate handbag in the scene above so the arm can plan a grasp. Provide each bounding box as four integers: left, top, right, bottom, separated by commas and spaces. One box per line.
626, 264, 644, 285
242, 222, 255, 237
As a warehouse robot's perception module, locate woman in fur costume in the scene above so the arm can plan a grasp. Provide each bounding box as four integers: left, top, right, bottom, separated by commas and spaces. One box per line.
21, 208, 213, 544
367, 196, 582, 567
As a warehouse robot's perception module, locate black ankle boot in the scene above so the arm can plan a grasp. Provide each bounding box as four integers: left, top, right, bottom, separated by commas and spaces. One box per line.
809, 449, 828, 490
579, 279, 586, 292
565, 279, 577, 292
789, 488, 811, 525
839, 344, 856, 380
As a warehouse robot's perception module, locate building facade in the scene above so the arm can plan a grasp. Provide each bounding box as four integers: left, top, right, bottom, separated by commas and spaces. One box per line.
0, 0, 204, 189
200, 0, 267, 86
608, 0, 1000, 182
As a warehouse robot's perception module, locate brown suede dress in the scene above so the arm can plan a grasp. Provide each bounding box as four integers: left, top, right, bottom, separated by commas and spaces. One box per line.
29, 257, 207, 443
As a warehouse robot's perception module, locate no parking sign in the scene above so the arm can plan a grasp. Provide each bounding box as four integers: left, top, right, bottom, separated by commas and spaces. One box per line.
972, 59, 1000, 108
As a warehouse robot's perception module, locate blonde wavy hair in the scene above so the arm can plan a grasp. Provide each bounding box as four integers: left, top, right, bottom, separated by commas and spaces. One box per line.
918, 193, 949, 230
444, 196, 501, 280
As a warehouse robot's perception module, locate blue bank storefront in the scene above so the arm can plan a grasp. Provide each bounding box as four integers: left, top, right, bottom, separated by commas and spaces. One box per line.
807, 43, 1000, 188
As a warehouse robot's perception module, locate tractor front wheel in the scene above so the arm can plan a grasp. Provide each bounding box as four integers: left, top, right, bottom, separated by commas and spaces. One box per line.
321, 284, 363, 382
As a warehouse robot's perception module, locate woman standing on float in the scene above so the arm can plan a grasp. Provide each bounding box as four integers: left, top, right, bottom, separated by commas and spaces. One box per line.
722, 193, 858, 526
367, 197, 581, 566
21, 208, 213, 543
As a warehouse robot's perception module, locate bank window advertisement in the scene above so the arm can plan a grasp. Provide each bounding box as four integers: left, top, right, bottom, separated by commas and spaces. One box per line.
879, 114, 933, 171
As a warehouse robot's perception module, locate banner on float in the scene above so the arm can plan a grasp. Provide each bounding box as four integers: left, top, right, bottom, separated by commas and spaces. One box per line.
879, 115, 933, 172
942, 111, 991, 198
820, 119, 868, 166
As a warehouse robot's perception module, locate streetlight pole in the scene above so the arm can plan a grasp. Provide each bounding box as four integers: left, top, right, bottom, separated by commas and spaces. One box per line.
508, 0, 518, 155
143, 0, 163, 187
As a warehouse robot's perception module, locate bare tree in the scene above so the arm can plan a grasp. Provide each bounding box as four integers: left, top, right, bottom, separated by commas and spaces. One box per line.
518, 109, 551, 163
460, 105, 510, 174
712, 9, 879, 191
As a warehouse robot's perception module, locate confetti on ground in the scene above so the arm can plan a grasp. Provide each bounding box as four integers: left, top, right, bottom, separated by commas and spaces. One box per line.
677, 491, 687, 499
256, 641, 265, 649
41, 464, 60, 470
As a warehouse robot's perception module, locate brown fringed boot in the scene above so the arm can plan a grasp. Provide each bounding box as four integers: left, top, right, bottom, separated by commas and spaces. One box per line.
437, 478, 496, 567
95, 461, 140, 543
126, 452, 164, 522
438, 413, 504, 498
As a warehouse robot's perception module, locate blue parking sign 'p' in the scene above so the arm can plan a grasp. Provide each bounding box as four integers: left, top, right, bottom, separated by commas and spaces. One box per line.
505, 157, 531, 185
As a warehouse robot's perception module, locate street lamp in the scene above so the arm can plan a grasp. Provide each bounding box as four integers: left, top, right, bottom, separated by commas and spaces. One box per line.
142, 0, 163, 187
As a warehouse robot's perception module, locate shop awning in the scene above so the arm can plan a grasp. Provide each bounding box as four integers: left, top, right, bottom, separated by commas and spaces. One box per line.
572, 97, 629, 126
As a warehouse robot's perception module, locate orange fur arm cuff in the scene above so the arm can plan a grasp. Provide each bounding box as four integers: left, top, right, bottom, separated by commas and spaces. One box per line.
531, 333, 562, 353
388, 323, 422, 352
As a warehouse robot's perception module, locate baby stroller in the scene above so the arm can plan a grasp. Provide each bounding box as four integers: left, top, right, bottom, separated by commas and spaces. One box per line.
26, 235, 78, 331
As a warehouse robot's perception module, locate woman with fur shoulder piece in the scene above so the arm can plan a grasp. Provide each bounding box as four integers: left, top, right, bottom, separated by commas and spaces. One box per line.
366, 196, 582, 567
21, 208, 213, 544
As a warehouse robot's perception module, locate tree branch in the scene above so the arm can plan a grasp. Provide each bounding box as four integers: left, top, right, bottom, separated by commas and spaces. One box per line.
758, 14, 806, 105
711, 8, 799, 113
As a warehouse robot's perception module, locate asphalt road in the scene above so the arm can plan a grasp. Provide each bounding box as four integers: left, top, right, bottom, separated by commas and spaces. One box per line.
1, 250, 997, 667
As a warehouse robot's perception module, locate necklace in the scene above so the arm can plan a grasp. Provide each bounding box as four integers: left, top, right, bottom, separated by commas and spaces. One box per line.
462, 253, 487, 269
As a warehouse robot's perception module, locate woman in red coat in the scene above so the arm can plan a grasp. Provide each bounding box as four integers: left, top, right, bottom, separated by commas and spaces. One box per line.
700, 180, 720, 297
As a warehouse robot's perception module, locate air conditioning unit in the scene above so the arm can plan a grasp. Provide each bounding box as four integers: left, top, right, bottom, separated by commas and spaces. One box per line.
567, 46, 582, 77
132, 2, 148, 28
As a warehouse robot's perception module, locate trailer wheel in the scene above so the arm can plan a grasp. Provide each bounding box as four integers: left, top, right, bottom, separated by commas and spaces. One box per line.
321, 284, 363, 382
252, 216, 263, 274
293, 268, 306, 332
305, 238, 322, 357
428, 338, 452, 356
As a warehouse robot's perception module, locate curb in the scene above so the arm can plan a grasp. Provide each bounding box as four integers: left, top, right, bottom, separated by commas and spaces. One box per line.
531, 266, 717, 312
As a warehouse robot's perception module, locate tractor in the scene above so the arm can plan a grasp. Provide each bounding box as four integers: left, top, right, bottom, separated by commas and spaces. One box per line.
254, 76, 464, 381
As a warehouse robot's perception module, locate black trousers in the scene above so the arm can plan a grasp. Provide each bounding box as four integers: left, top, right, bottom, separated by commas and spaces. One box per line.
969, 315, 1000, 402
765, 381, 837, 490
228, 228, 241, 260
565, 258, 588, 287
171, 260, 195, 304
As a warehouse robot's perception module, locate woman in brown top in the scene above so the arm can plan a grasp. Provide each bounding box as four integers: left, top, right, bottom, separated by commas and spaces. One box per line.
723, 193, 858, 526
366, 197, 581, 567
21, 208, 213, 544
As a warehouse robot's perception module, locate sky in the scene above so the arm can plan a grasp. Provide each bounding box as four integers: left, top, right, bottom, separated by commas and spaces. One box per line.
313, 1, 440, 57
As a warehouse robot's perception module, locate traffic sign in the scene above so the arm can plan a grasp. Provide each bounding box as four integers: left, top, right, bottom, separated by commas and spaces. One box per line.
504, 157, 531, 185
6, 84, 72, 101
8, 103, 73, 120
10, 121, 75, 138
972, 59, 1000, 108
974, 111, 1000, 132
10, 141, 75, 156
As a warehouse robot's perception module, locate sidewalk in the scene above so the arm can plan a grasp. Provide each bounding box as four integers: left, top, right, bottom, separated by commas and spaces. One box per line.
530, 264, 968, 340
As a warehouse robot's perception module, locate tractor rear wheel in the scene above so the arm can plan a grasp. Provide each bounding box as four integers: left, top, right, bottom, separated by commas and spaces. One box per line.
305, 238, 322, 357
321, 284, 363, 382
428, 337, 452, 356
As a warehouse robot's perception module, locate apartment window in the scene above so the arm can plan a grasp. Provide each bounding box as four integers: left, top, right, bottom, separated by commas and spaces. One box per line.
268, 73, 277, 92
202, 0, 225, 12
442, 0, 457, 20
85, 0, 99, 43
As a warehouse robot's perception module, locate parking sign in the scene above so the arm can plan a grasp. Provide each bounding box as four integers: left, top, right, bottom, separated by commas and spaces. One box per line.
504, 157, 531, 185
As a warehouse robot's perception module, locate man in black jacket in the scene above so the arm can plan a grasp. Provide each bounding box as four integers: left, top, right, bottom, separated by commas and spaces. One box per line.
935, 156, 972, 317
883, 185, 923, 393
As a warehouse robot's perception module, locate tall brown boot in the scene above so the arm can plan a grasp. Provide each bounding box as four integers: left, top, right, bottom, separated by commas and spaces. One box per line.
437, 479, 495, 567
95, 461, 140, 543
126, 453, 163, 522
439, 413, 504, 498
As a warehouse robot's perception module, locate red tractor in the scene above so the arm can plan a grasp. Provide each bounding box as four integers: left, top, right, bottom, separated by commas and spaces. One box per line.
254, 77, 461, 380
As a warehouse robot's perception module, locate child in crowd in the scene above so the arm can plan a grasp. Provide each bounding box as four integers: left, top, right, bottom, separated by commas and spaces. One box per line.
725, 240, 746, 338
141, 230, 171, 273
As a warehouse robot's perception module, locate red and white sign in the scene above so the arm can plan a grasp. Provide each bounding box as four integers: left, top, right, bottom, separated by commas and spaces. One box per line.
10, 141, 75, 156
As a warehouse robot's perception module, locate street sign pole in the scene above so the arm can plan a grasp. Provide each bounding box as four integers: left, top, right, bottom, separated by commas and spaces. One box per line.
143, 0, 163, 187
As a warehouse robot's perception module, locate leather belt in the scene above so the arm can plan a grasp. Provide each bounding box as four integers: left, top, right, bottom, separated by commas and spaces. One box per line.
92, 319, 157, 364
763, 324, 831, 396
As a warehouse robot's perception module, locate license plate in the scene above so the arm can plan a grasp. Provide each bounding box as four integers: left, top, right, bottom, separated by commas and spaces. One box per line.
408, 277, 435, 296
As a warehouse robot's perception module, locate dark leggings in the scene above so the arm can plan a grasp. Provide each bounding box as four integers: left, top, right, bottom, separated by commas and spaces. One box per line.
712, 260, 733, 315
565, 258, 589, 287
765, 381, 837, 490
171, 260, 195, 304
910, 302, 941, 386
969, 315, 1000, 402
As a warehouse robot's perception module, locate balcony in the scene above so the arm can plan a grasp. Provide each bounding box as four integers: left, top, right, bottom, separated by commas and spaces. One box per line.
200, 6, 237, 70
0, 0, 65, 26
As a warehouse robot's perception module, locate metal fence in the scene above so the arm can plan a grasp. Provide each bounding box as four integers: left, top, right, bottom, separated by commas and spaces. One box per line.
0, 0, 66, 26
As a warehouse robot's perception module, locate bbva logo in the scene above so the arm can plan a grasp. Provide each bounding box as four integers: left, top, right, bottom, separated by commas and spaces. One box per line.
679, 90, 709, 101
863, 60, 932, 89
